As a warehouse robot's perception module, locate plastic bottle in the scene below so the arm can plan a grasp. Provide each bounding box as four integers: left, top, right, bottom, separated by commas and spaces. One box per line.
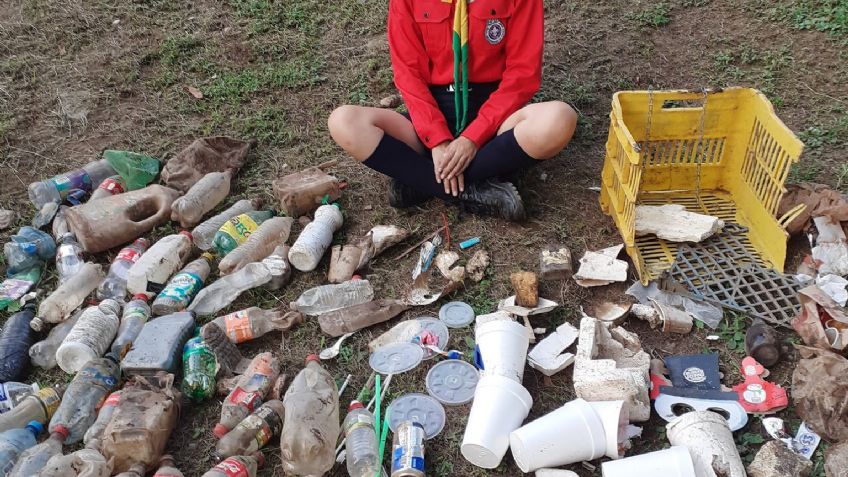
171, 171, 232, 228
0, 303, 37, 382
110, 295, 150, 356
210, 307, 304, 344
49, 353, 120, 444
127, 231, 193, 298
0, 383, 37, 415
200, 322, 244, 375
82, 391, 121, 450
214, 352, 280, 438
89, 175, 126, 201
97, 238, 150, 302
202, 455, 260, 477
182, 334, 217, 401
114, 463, 147, 477
218, 216, 293, 275
28, 159, 115, 208
212, 210, 275, 257
151, 253, 213, 316
39, 448, 113, 477
52, 206, 70, 240
56, 300, 121, 374
343, 401, 381, 477
4, 227, 56, 276
262, 244, 292, 290
7, 426, 68, 477
55, 233, 85, 284
29, 308, 82, 370
0, 421, 43, 473
280, 355, 340, 476
153, 454, 184, 477
188, 262, 272, 316
31, 262, 105, 332
290, 279, 374, 316
215, 399, 285, 459
0, 387, 63, 434
0, 267, 42, 312
192, 199, 259, 251
288, 203, 343, 272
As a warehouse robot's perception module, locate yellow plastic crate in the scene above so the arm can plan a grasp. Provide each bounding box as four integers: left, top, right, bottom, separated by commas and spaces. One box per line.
599, 88, 805, 284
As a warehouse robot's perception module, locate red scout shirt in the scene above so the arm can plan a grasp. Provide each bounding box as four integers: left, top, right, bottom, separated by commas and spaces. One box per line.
387, 0, 544, 149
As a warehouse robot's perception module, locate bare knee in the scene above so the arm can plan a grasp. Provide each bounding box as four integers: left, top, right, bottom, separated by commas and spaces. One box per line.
535, 101, 577, 159
328, 105, 374, 162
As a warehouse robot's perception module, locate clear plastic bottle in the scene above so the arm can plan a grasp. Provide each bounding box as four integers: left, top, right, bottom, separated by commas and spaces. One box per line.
182, 334, 217, 401
153, 454, 184, 477
212, 210, 275, 257
214, 352, 280, 438
28, 160, 115, 208
56, 300, 121, 374
280, 355, 340, 476
0, 387, 63, 434
39, 448, 113, 477
171, 171, 232, 228
7, 426, 68, 477
215, 399, 285, 459
97, 238, 150, 302
210, 307, 303, 344
127, 231, 193, 298
0, 303, 37, 382
288, 203, 343, 272
29, 308, 82, 369
0, 383, 37, 415
4, 226, 56, 276
343, 400, 381, 477
0, 421, 43, 473
89, 175, 126, 201
290, 279, 374, 316
110, 295, 150, 356
31, 262, 105, 332
192, 199, 259, 251
82, 391, 121, 450
151, 253, 213, 316
52, 206, 70, 240
56, 233, 85, 284
262, 244, 292, 290
202, 455, 260, 477
218, 216, 293, 275
188, 262, 272, 316
49, 353, 120, 444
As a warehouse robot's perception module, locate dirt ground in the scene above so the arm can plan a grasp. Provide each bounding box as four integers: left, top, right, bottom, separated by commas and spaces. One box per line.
1, 0, 847, 475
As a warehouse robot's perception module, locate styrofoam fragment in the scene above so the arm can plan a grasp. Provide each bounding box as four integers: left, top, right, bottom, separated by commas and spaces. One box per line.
527, 323, 579, 376
635, 204, 724, 242
574, 245, 627, 286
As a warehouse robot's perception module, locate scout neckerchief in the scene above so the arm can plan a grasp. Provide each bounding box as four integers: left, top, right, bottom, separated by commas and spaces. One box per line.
450, 0, 469, 133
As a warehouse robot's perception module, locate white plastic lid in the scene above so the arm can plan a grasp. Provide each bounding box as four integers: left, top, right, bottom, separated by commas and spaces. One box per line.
439, 301, 476, 328
387, 393, 446, 439
368, 342, 424, 374
426, 359, 479, 405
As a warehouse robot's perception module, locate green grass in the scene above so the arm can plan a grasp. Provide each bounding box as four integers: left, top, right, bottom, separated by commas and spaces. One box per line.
710, 44, 793, 102
799, 112, 848, 149
627, 2, 673, 28
779, 0, 848, 36
717, 311, 748, 356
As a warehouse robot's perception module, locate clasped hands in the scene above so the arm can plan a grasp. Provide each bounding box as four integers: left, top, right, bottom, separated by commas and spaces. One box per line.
432, 136, 477, 196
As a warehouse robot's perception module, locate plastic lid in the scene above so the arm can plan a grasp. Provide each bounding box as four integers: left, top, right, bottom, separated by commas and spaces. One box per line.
201, 252, 216, 262
305, 354, 320, 364
369, 342, 424, 374
132, 294, 149, 302
213, 423, 229, 438
387, 393, 446, 440
52, 425, 69, 440
26, 420, 44, 435
348, 400, 364, 412
426, 359, 480, 406
179, 230, 193, 240
439, 301, 476, 328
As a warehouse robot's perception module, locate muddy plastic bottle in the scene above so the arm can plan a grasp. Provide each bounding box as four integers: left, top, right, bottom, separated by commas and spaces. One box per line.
4, 227, 56, 276
127, 231, 193, 298
215, 399, 285, 459
89, 175, 126, 201
31, 262, 105, 332
192, 199, 259, 251
64, 184, 181, 254
210, 307, 303, 344
213, 352, 281, 438
151, 253, 213, 316
153, 455, 184, 477
171, 171, 232, 228
56, 299, 121, 374
0, 303, 37, 382
29, 308, 82, 370
218, 216, 293, 275
52, 206, 70, 240
289, 203, 343, 272
318, 299, 409, 337
111, 295, 150, 356
8, 426, 68, 477
82, 391, 121, 450
56, 233, 85, 284
343, 401, 380, 477
212, 210, 276, 257
39, 448, 113, 477
0, 387, 63, 434
0, 383, 37, 415
188, 262, 272, 316
280, 355, 340, 477
114, 463, 147, 477
97, 238, 150, 302
0, 421, 43, 473
28, 160, 116, 208
202, 455, 260, 477
290, 278, 374, 316
182, 334, 217, 401
262, 244, 292, 290
49, 353, 120, 444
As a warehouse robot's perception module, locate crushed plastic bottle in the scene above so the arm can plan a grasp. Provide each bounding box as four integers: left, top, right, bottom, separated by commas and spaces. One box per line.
7, 426, 67, 477
0, 267, 42, 312
0, 303, 37, 382
0, 421, 43, 473
111, 295, 150, 356
31, 262, 105, 331
182, 333, 217, 401
343, 400, 381, 477
262, 244, 292, 290
89, 175, 126, 201
192, 199, 259, 251
218, 216, 293, 275
215, 399, 285, 459
288, 203, 343, 272
4, 226, 56, 276
28, 159, 115, 209
280, 355, 340, 477
127, 231, 193, 298
290, 279, 374, 316
0, 383, 37, 415
214, 352, 280, 438
202, 455, 260, 477
82, 391, 121, 450
212, 210, 275, 257
40, 448, 113, 477
56, 299, 121, 374
171, 170, 232, 228
210, 307, 303, 344
188, 262, 272, 316
49, 353, 120, 444
153, 454, 184, 477
55, 233, 84, 284
0, 387, 63, 434
97, 238, 149, 302
29, 308, 82, 370
151, 253, 213, 316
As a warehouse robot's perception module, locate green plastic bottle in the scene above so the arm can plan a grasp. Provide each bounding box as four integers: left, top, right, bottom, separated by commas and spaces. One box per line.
181, 333, 217, 401
211, 210, 275, 257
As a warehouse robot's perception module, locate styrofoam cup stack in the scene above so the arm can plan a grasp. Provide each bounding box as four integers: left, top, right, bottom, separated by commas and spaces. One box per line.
601, 446, 697, 477
475, 319, 530, 383
587, 400, 630, 459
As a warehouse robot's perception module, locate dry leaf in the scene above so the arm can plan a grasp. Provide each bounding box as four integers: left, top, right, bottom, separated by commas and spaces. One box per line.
187, 85, 203, 99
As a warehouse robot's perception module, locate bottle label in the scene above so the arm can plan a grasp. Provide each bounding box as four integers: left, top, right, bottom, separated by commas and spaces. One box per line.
223, 310, 253, 343
97, 178, 125, 195
122, 303, 149, 323
116, 247, 141, 264
37, 388, 62, 417
217, 214, 260, 251
158, 272, 203, 305
103, 391, 122, 408
249, 405, 283, 450
0, 384, 10, 414
228, 387, 261, 413
76, 366, 119, 390
0, 278, 35, 300
50, 169, 92, 198
212, 458, 249, 477
57, 244, 80, 259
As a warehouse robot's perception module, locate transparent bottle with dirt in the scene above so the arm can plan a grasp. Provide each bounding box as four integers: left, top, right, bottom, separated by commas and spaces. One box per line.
0, 420, 43, 473
4, 226, 56, 276
202, 455, 261, 477
288, 203, 343, 272
82, 390, 121, 450
97, 238, 150, 302
28, 159, 115, 209
56, 299, 121, 374
89, 175, 126, 201
7, 426, 68, 477
151, 253, 213, 316
210, 307, 303, 344
56, 233, 85, 284
127, 231, 193, 298
52, 206, 70, 240
192, 199, 258, 251
290, 278, 374, 316
0, 387, 63, 434
31, 262, 105, 332
0, 303, 37, 382
171, 170, 232, 228
211, 210, 275, 257
213, 352, 280, 438
215, 399, 285, 459
343, 400, 381, 477
0, 383, 38, 415
262, 244, 292, 290
188, 262, 272, 317
153, 454, 184, 477
182, 334, 217, 401
30, 308, 82, 370
218, 216, 293, 275
39, 448, 112, 477
280, 355, 340, 477
110, 295, 150, 355
48, 352, 120, 444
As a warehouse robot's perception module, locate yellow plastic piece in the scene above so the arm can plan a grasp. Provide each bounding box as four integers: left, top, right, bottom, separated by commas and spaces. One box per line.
599, 88, 804, 284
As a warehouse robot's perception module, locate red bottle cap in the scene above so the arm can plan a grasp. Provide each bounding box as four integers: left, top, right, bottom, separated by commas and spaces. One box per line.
212, 423, 229, 439
52, 425, 70, 441
348, 400, 364, 412
132, 294, 149, 302
179, 230, 193, 241
305, 354, 320, 364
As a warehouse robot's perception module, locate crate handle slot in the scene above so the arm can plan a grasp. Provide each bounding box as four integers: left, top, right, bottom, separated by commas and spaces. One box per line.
661, 98, 705, 110
777, 203, 807, 230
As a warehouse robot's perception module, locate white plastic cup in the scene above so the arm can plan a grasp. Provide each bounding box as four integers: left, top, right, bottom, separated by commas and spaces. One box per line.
476, 319, 530, 383
508, 398, 606, 472
461, 374, 533, 469
588, 400, 629, 459
601, 446, 696, 477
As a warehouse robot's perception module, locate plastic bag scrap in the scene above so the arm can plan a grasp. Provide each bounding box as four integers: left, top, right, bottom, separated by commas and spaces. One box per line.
792, 285, 848, 352
626, 281, 723, 329
103, 150, 160, 190
792, 345, 848, 442
778, 182, 848, 235
811, 216, 848, 277
162, 137, 255, 192
825, 441, 848, 477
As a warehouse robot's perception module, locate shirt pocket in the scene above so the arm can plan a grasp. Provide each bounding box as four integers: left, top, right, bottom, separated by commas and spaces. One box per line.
413, 0, 453, 54
469, 0, 513, 48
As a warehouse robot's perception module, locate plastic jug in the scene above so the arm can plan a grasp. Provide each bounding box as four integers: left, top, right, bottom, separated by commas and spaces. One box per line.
290, 279, 374, 316
56, 299, 121, 374
211, 210, 275, 257
288, 204, 343, 272
49, 353, 120, 444
188, 262, 271, 316
97, 238, 150, 302
151, 253, 213, 316
82, 391, 121, 450
28, 159, 115, 208
89, 175, 126, 201
214, 352, 280, 437
171, 170, 232, 227
121, 312, 195, 378
126, 231, 193, 298
0, 387, 63, 434
192, 199, 258, 251
210, 307, 303, 344
31, 262, 105, 331
0, 303, 37, 382
65, 184, 180, 253
29, 309, 82, 369
111, 295, 151, 356
7, 427, 67, 477
215, 400, 285, 459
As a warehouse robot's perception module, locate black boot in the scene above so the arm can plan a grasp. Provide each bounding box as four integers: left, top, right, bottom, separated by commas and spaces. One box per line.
459, 179, 527, 222
387, 179, 431, 209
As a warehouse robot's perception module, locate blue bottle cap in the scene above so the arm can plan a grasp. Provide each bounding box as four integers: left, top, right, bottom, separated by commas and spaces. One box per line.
26, 420, 44, 435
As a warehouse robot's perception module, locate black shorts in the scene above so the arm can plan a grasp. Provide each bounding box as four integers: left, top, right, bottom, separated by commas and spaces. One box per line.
402, 82, 500, 138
